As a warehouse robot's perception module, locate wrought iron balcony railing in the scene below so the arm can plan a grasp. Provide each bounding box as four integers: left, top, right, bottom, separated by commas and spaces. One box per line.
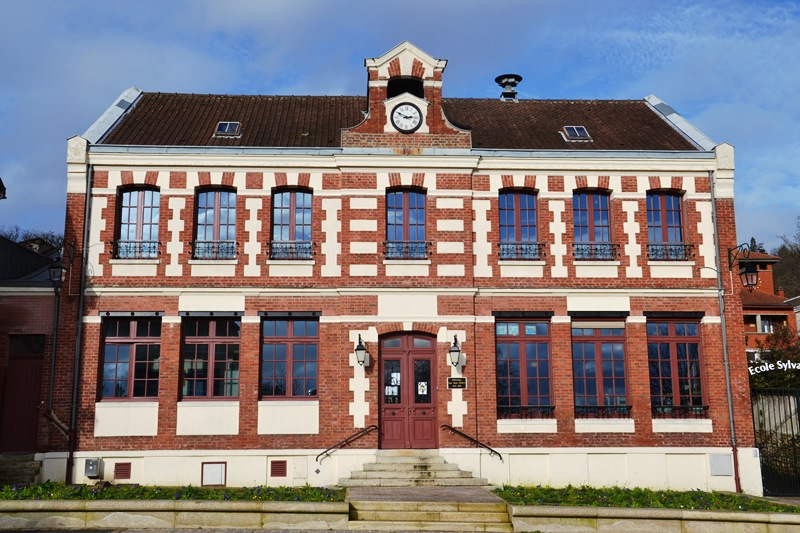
647, 243, 694, 261
497, 405, 555, 419
651, 404, 709, 418
113, 240, 160, 259
499, 241, 546, 260
574, 405, 632, 418
383, 241, 431, 260
269, 241, 315, 260
573, 242, 619, 261
191, 241, 238, 260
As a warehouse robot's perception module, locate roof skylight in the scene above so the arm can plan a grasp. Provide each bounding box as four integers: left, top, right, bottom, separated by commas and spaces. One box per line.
215, 121, 241, 137
563, 126, 591, 141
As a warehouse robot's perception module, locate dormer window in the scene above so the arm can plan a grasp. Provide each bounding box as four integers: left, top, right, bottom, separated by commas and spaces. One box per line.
215, 121, 241, 137
563, 126, 591, 141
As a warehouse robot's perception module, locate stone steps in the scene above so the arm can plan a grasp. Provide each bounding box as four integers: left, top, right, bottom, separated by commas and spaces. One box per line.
0, 454, 41, 486
349, 501, 512, 532
338, 450, 488, 487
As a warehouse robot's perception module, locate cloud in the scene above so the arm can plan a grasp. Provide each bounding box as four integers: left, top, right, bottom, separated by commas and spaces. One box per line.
0, 0, 797, 251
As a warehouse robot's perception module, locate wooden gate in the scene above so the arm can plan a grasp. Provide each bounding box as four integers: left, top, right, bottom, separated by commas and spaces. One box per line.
751, 388, 800, 496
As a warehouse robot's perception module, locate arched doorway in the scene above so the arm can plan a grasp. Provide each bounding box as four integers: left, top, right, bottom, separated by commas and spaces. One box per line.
379, 332, 437, 449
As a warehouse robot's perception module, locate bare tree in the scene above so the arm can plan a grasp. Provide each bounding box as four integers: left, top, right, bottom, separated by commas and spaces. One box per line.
772, 216, 800, 299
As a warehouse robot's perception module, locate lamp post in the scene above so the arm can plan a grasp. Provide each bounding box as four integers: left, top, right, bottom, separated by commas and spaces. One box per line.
728, 243, 759, 291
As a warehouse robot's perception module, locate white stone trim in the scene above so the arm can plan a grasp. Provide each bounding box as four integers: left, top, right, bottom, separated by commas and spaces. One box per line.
258, 400, 319, 435
94, 402, 158, 437
176, 401, 239, 436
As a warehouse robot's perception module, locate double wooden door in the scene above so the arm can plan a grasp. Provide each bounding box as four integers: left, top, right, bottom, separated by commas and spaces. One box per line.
379, 333, 437, 449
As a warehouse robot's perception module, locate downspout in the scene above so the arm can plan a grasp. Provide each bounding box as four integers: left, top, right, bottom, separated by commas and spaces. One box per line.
709, 169, 742, 493
47, 286, 60, 413
65, 162, 93, 484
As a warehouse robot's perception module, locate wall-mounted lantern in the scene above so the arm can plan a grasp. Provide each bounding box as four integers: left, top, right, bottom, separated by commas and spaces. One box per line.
354, 334, 367, 366
448, 335, 462, 367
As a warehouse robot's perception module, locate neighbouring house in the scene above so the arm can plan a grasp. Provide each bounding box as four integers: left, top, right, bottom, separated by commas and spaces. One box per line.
739, 252, 798, 358
0, 237, 58, 454
45, 42, 761, 494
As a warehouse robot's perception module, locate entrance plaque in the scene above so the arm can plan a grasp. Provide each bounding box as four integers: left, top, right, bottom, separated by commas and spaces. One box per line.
447, 377, 467, 389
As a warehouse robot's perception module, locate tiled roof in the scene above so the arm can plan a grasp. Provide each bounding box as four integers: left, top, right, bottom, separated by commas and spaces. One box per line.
99, 93, 701, 151
741, 290, 794, 309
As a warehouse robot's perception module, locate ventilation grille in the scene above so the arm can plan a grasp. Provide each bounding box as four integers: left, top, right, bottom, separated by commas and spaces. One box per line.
114, 462, 132, 480
270, 460, 288, 477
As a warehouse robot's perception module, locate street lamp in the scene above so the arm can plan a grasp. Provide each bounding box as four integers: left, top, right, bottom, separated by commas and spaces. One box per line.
448, 335, 462, 367
354, 335, 367, 366
727, 243, 759, 291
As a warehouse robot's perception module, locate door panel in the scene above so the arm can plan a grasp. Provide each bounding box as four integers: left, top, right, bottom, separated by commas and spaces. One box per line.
379, 333, 437, 449
1, 355, 44, 452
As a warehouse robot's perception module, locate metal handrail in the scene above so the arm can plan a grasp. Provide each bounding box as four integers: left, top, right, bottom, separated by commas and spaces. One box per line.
441, 424, 503, 462
316, 425, 378, 462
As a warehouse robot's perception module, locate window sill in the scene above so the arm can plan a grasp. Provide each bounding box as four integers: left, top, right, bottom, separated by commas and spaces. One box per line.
188, 259, 238, 265
383, 259, 432, 265
98, 398, 159, 402
497, 418, 557, 434
574, 418, 635, 433
573, 260, 620, 266
646, 260, 695, 266
266, 259, 315, 266
109, 259, 160, 265
498, 260, 545, 266
652, 418, 712, 433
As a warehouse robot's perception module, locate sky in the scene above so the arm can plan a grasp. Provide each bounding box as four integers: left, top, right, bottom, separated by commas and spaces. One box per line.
0, 0, 798, 251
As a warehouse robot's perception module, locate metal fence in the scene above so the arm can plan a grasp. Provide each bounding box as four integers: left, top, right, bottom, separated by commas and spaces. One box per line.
751, 388, 800, 495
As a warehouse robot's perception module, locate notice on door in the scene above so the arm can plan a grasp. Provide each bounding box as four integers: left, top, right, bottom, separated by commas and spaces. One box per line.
417, 382, 428, 395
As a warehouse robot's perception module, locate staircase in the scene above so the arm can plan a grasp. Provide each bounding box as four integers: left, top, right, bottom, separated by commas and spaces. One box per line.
0, 454, 41, 486
349, 499, 512, 532
339, 449, 488, 487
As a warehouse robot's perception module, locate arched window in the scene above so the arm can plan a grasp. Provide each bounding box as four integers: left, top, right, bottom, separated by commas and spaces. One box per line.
270, 188, 313, 259
385, 188, 427, 259
193, 188, 236, 259
499, 190, 540, 259
647, 191, 688, 260
115, 187, 159, 259
573, 191, 613, 260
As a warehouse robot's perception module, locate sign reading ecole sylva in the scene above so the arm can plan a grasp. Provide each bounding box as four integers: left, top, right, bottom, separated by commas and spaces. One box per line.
749, 360, 800, 376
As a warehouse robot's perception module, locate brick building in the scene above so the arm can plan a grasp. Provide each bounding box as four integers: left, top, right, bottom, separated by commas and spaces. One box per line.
45, 42, 762, 493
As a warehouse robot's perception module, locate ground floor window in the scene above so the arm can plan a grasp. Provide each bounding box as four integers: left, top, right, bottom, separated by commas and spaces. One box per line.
647, 321, 706, 417
101, 317, 161, 399
495, 320, 553, 418
181, 317, 240, 398
261, 317, 318, 397
571, 325, 629, 417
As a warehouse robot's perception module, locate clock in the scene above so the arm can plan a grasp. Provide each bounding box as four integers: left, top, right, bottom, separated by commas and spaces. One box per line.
390, 102, 422, 133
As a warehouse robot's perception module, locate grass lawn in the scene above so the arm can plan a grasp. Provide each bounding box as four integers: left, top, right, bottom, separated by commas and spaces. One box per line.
494, 484, 800, 513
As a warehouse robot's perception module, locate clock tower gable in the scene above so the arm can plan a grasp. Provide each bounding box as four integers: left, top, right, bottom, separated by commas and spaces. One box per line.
341, 41, 470, 150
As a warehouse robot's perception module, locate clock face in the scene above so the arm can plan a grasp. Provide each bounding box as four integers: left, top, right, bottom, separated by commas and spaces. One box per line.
391, 103, 422, 133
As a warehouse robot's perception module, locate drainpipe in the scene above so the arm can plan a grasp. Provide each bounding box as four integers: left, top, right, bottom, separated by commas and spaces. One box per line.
65, 163, 93, 484
709, 170, 742, 493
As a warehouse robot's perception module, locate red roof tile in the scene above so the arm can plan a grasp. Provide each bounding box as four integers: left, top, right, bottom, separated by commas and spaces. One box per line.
99, 93, 700, 151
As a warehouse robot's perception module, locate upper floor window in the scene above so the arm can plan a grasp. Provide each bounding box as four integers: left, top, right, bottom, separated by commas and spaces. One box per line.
101, 317, 161, 399
499, 191, 542, 260
496, 321, 553, 419
115, 188, 160, 259
647, 321, 707, 418
181, 317, 240, 398
385, 189, 428, 259
261, 318, 318, 397
572, 325, 629, 417
193, 189, 236, 260
573, 192, 615, 260
270, 189, 313, 260
647, 192, 689, 260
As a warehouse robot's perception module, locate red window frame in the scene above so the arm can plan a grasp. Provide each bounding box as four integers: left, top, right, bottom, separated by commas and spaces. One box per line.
646, 192, 684, 244
647, 321, 705, 415
181, 317, 240, 398
270, 188, 313, 259
101, 318, 161, 399
571, 326, 628, 413
261, 318, 319, 398
573, 191, 610, 243
495, 321, 552, 418
194, 188, 237, 259
386, 188, 427, 259
116, 187, 160, 259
